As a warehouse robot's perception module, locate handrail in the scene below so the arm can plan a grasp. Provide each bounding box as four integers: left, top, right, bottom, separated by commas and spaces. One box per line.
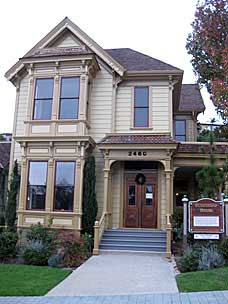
166, 213, 172, 258
93, 212, 108, 255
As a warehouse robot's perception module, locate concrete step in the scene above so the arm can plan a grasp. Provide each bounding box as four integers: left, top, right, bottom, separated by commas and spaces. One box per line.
100, 238, 165, 245
99, 229, 167, 253
99, 243, 166, 252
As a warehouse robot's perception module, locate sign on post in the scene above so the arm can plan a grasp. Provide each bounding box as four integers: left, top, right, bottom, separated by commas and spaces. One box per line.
188, 198, 224, 239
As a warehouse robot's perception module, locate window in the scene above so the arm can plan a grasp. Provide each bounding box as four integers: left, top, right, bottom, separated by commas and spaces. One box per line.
27, 161, 47, 210
134, 87, 149, 127
54, 161, 75, 211
175, 120, 186, 141
59, 77, 80, 119
33, 79, 54, 120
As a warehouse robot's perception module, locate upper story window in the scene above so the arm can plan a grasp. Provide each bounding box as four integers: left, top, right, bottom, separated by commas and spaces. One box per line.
175, 120, 186, 141
59, 77, 80, 119
134, 87, 149, 128
33, 79, 54, 120
27, 161, 47, 210
54, 161, 75, 211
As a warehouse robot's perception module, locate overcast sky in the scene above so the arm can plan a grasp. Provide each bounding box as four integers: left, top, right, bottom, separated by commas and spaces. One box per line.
0, 0, 219, 133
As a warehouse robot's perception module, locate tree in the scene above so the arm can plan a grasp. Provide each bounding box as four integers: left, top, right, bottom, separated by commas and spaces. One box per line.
186, 0, 228, 121
82, 155, 98, 236
196, 132, 225, 198
5, 160, 20, 230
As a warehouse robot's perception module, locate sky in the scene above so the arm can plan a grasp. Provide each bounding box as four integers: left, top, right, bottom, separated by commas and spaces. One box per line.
0, 0, 219, 133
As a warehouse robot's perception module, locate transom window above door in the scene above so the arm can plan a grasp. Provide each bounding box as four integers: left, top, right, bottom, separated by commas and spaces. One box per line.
33, 79, 54, 120
134, 87, 149, 128
59, 77, 80, 119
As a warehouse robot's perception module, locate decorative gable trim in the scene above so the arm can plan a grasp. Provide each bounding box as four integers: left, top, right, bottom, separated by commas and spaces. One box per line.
5, 17, 125, 83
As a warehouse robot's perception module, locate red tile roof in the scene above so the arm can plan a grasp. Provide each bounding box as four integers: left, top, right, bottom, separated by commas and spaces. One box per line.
177, 143, 228, 154
99, 135, 177, 145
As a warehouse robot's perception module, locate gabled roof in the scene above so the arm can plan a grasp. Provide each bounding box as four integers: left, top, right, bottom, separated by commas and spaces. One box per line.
5, 17, 125, 82
105, 48, 182, 72
0, 142, 11, 169
179, 84, 205, 113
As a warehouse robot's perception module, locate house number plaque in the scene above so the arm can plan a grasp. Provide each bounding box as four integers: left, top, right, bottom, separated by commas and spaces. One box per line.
128, 151, 147, 156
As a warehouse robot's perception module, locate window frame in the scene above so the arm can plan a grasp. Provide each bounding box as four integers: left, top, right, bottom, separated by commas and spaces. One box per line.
32, 78, 54, 121
53, 160, 76, 212
131, 86, 153, 129
58, 76, 80, 120
26, 160, 48, 211
175, 120, 186, 141
133, 86, 149, 128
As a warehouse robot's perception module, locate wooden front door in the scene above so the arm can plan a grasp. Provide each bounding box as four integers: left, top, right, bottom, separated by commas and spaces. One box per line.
124, 173, 157, 228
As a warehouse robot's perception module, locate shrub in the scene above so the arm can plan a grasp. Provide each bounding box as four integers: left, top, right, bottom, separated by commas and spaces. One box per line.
61, 235, 92, 268
219, 239, 228, 260
0, 230, 18, 259
48, 254, 63, 268
26, 223, 56, 246
23, 240, 52, 266
178, 248, 200, 272
198, 245, 224, 270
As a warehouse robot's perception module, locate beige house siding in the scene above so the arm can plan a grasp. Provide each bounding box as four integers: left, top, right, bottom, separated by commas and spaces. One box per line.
115, 84, 170, 133
89, 67, 113, 141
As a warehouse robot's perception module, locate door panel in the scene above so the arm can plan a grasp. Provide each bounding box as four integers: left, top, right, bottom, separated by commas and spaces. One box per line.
124, 173, 157, 228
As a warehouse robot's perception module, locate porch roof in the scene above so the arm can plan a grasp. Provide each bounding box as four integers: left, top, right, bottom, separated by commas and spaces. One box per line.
99, 134, 177, 145
177, 142, 228, 154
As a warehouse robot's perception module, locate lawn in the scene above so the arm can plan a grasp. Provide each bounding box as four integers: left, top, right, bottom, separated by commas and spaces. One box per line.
0, 264, 71, 296
176, 267, 228, 292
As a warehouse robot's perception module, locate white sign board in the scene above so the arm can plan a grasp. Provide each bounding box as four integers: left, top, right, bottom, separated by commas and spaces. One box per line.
194, 234, 219, 240
146, 193, 153, 199
193, 216, 219, 227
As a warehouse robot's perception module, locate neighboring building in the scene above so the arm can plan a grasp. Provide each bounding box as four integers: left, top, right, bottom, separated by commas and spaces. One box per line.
5, 18, 227, 256
0, 141, 11, 222
0, 133, 12, 142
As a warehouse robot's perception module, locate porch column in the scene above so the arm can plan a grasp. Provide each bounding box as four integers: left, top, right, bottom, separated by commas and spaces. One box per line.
18, 156, 28, 227
165, 168, 172, 258
103, 157, 110, 228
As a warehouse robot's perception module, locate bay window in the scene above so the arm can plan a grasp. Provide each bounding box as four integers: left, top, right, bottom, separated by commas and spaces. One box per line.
54, 161, 75, 211
59, 77, 80, 119
134, 87, 149, 127
33, 79, 54, 120
27, 161, 47, 210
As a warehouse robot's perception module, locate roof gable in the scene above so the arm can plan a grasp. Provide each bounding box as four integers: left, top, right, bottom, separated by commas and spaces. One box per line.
5, 17, 125, 82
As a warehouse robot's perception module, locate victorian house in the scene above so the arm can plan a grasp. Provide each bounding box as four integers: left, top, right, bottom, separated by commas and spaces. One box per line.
5, 18, 227, 257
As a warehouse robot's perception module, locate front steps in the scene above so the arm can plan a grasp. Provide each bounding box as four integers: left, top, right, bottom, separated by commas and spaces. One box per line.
100, 229, 166, 253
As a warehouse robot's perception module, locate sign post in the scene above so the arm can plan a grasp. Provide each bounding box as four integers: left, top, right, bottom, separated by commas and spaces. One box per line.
182, 195, 189, 250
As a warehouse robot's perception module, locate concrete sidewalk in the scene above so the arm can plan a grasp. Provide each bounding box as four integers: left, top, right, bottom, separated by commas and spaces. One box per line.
48, 252, 178, 296
1, 292, 228, 303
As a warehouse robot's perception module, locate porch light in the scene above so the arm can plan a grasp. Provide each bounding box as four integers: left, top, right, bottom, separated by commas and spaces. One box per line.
182, 195, 189, 203
223, 195, 228, 204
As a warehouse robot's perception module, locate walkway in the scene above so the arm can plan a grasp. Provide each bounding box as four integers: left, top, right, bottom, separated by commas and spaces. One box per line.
1, 292, 228, 303
48, 252, 178, 296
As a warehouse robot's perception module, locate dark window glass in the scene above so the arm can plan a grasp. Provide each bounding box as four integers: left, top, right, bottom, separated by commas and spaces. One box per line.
128, 185, 136, 205
134, 87, 149, 127
33, 79, 53, 120
145, 184, 153, 205
27, 161, 47, 210
59, 77, 80, 119
54, 162, 75, 211
175, 120, 186, 141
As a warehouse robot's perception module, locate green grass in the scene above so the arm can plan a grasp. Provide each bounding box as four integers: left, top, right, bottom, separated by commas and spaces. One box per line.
176, 267, 228, 292
0, 264, 71, 296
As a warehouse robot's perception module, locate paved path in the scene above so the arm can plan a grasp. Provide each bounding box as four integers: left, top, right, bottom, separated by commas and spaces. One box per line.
1, 292, 228, 303
48, 252, 178, 296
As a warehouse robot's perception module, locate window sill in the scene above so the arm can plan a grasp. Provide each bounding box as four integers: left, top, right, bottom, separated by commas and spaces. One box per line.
130, 127, 153, 130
